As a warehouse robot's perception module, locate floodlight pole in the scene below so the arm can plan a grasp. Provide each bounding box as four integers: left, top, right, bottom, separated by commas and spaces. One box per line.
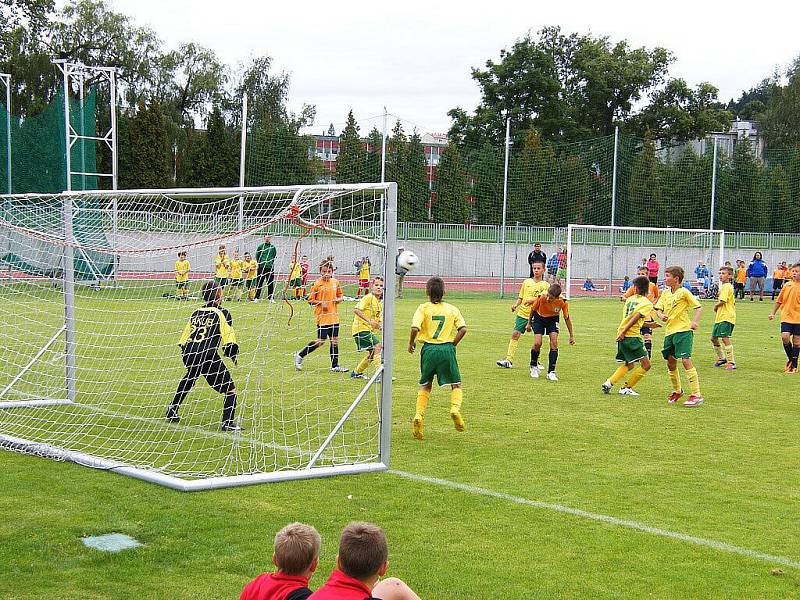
380, 107, 387, 183
710, 136, 718, 232
239, 94, 248, 188
608, 125, 619, 296
1, 73, 10, 194
499, 117, 511, 298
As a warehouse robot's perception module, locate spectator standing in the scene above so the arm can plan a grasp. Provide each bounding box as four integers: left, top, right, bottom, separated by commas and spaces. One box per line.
734, 260, 747, 299
546, 252, 559, 283
747, 251, 768, 302
772, 261, 789, 300
255, 235, 278, 303
646, 253, 659, 285
528, 243, 547, 278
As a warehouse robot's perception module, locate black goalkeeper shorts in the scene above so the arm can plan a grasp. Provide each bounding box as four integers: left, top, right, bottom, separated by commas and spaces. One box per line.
182, 350, 234, 395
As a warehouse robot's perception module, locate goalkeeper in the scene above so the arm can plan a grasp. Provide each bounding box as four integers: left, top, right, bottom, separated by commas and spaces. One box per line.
166, 280, 242, 431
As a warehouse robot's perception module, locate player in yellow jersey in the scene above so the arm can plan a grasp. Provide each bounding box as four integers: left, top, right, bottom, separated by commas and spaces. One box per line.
711, 265, 737, 370
654, 266, 704, 407
242, 252, 258, 301
356, 256, 371, 297
174, 251, 190, 300
288, 256, 304, 300
228, 250, 244, 301
622, 266, 661, 357
350, 277, 384, 379
409, 277, 467, 440
214, 245, 231, 291
496, 260, 549, 368
603, 276, 654, 396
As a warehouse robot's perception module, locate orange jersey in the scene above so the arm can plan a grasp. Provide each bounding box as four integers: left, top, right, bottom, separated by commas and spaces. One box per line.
736, 267, 747, 284
308, 277, 343, 326
773, 268, 788, 281
775, 281, 800, 324
531, 295, 569, 319
624, 282, 660, 302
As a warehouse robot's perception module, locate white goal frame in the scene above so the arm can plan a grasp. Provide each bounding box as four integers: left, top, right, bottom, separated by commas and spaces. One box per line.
565, 224, 726, 300
0, 183, 398, 491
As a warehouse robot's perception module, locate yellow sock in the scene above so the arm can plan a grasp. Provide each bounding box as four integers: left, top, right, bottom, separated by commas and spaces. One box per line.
724, 344, 734, 364
713, 344, 725, 360
686, 367, 700, 395
506, 338, 519, 362
372, 353, 382, 367
415, 390, 430, 417
355, 355, 371, 374
249, 287, 255, 300
668, 369, 682, 392
450, 387, 463, 413
609, 365, 630, 385
626, 366, 647, 389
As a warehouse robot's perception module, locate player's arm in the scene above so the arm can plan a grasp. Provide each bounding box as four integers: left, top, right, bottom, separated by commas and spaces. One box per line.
616, 311, 642, 342
690, 306, 703, 330
334, 282, 344, 303
178, 320, 193, 347
768, 299, 782, 320
218, 309, 239, 364
563, 304, 575, 344
354, 307, 378, 329
453, 325, 467, 347
408, 327, 419, 354
307, 283, 321, 305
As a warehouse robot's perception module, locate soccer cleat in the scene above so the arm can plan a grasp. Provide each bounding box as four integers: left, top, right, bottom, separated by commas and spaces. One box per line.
537, 362, 544, 370
788, 367, 798, 374
724, 363, 737, 371
530, 365, 540, 379
221, 422, 243, 432
618, 387, 639, 396
496, 359, 512, 368
330, 366, 349, 373
294, 353, 303, 370
165, 411, 180, 424
546, 371, 558, 382
667, 390, 684, 404
713, 359, 727, 367
450, 409, 466, 432
682, 394, 704, 407
786, 360, 793, 373
412, 414, 424, 440
601, 381, 612, 394
270, 298, 277, 304
350, 371, 367, 379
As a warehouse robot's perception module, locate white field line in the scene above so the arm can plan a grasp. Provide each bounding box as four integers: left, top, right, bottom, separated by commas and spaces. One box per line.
390, 469, 800, 570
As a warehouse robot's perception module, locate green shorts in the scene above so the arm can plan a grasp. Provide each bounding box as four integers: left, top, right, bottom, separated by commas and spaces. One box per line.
556, 267, 567, 279
230, 278, 243, 287
246, 278, 256, 288
662, 331, 694, 360
513, 315, 530, 334
616, 337, 647, 364
711, 321, 734, 338
214, 277, 228, 287
354, 331, 380, 352
289, 277, 302, 288
419, 342, 461, 387
176, 281, 188, 290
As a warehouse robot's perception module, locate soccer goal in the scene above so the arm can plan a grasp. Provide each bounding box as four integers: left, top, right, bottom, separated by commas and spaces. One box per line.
565, 224, 725, 299
0, 183, 397, 491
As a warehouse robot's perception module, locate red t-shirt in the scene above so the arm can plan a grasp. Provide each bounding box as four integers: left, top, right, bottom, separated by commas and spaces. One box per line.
240, 572, 311, 600
308, 569, 375, 600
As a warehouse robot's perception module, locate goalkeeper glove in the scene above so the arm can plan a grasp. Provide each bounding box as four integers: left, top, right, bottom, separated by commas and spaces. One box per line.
222, 343, 239, 365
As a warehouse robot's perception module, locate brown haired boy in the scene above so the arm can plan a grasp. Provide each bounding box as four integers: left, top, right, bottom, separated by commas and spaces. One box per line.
240, 523, 321, 600
769, 263, 800, 373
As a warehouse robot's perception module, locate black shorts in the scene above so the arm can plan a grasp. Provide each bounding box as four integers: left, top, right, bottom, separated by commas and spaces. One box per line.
532, 313, 559, 335
641, 325, 652, 335
781, 322, 800, 336
317, 324, 340, 340
182, 351, 234, 394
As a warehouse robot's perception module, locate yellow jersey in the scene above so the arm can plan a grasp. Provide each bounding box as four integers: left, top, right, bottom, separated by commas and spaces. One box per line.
175, 259, 190, 283
618, 295, 654, 338
352, 293, 382, 335
715, 282, 736, 325
516, 278, 550, 319
655, 286, 701, 335
289, 261, 302, 280
242, 258, 258, 280
215, 254, 230, 278
358, 260, 370, 280
229, 259, 243, 280
412, 301, 466, 344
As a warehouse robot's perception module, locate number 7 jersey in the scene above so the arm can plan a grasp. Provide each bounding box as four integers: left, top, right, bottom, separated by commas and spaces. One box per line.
411, 301, 466, 344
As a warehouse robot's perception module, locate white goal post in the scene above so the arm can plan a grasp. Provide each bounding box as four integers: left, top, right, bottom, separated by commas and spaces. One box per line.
565, 224, 725, 300
0, 183, 397, 491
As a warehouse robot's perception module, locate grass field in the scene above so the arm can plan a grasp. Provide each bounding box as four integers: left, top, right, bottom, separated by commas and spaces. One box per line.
1, 286, 799, 599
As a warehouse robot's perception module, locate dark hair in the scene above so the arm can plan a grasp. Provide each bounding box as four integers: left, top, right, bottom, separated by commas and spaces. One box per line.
320, 255, 335, 271
637, 266, 648, 275
649, 253, 657, 259
426, 277, 445, 303
177, 251, 186, 258
202, 280, 221, 303
548, 283, 562, 297
531, 258, 546, 266
633, 276, 650, 296
665, 265, 685, 282
753, 252, 763, 261
338, 522, 388, 580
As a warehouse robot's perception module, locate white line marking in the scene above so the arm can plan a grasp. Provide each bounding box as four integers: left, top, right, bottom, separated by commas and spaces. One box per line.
390, 469, 800, 570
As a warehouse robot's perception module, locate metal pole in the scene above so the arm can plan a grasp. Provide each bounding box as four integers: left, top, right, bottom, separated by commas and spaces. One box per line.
62, 66, 72, 192
110, 70, 118, 191
79, 78, 86, 191
710, 137, 718, 231
499, 117, 511, 298
566, 224, 573, 300
64, 196, 76, 402
1, 74, 10, 194
608, 126, 619, 296
239, 94, 248, 187
379, 182, 397, 467
380, 107, 387, 183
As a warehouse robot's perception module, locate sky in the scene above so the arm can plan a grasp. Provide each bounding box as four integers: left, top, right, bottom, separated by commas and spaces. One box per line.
110, 0, 800, 136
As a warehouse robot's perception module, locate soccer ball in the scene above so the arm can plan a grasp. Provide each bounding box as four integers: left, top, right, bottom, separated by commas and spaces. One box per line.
397, 250, 419, 271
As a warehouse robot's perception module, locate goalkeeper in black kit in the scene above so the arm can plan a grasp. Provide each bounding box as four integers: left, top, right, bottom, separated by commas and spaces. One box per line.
166, 280, 242, 431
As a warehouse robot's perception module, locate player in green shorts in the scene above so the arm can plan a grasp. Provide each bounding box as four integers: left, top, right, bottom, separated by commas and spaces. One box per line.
711, 265, 737, 370
350, 277, 384, 379
409, 277, 467, 440
496, 260, 549, 368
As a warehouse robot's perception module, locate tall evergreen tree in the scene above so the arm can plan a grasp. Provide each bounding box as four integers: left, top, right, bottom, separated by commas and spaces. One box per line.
405, 131, 430, 222
335, 111, 365, 184
468, 144, 504, 225
119, 98, 171, 190
622, 138, 663, 227
764, 165, 792, 233
717, 138, 766, 232
434, 144, 469, 223
188, 106, 239, 188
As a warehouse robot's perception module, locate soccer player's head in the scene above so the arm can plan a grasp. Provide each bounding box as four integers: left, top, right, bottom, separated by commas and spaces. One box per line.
664, 266, 685, 285
301, 255, 308, 262
202, 280, 222, 305
233, 250, 239, 259
426, 277, 445, 304
272, 522, 321, 576
719, 266, 733, 282
178, 251, 186, 259
548, 283, 562, 299
534, 243, 541, 251
218, 245, 226, 255
532, 261, 545, 278
320, 256, 335, 279
244, 252, 251, 260
336, 522, 388, 582
633, 276, 649, 296
637, 267, 648, 277
371, 276, 384, 298
791, 264, 800, 280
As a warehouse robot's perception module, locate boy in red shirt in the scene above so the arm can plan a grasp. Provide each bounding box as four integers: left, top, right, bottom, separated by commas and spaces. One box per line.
241, 523, 320, 600
310, 522, 420, 600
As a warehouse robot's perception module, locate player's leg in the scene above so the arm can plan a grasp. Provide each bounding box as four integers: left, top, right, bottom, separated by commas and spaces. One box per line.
780, 329, 793, 371
296, 327, 326, 369
624, 355, 651, 393
498, 326, 523, 368
352, 334, 374, 378
546, 329, 560, 380
371, 577, 422, 600
721, 331, 735, 369
201, 355, 239, 430
711, 333, 726, 366
791, 331, 800, 372
329, 326, 347, 372
413, 348, 434, 442
530, 332, 543, 378
266, 269, 275, 301
167, 359, 202, 422
680, 337, 702, 405
665, 340, 684, 403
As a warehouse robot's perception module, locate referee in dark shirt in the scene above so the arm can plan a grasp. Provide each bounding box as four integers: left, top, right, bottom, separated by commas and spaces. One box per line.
528, 243, 547, 278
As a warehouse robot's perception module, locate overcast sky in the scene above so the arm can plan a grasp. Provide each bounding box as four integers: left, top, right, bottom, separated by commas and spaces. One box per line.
111, 0, 799, 136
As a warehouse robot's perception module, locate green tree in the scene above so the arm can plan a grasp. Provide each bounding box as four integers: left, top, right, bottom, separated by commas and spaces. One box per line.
621, 138, 663, 227
468, 144, 503, 224
558, 153, 591, 226
119, 98, 171, 190
507, 128, 559, 226
335, 111, 366, 184
716, 138, 767, 232
760, 57, 800, 148
433, 144, 469, 223
405, 131, 429, 221
186, 106, 238, 188
763, 165, 792, 233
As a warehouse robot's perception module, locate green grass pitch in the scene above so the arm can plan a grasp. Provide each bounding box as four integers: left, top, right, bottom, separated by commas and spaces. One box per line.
1, 286, 799, 599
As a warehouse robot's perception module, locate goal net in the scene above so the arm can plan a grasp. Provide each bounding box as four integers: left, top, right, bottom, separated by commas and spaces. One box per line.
565, 225, 725, 299
0, 183, 397, 490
